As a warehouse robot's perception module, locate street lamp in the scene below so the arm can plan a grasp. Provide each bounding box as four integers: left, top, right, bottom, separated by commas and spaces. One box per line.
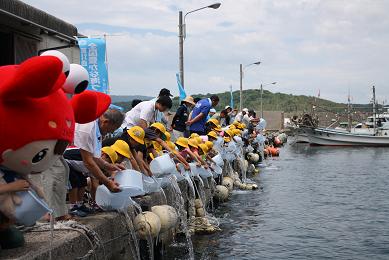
239, 61, 261, 111
260, 82, 277, 118
178, 3, 221, 88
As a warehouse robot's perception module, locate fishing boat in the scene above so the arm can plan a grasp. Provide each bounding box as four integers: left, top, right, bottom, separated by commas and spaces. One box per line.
306, 86, 389, 146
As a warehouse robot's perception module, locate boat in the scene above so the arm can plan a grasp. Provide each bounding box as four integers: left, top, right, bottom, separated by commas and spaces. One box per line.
306, 127, 389, 146
306, 86, 389, 146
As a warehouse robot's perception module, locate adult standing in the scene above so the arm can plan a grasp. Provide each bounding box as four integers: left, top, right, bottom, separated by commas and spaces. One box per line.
235, 108, 248, 122
171, 96, 195, 140
154, 88, 173, 125
186, 95, 219, 135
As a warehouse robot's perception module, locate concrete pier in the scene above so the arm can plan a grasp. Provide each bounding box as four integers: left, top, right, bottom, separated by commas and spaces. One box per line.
0, 177, 215, 260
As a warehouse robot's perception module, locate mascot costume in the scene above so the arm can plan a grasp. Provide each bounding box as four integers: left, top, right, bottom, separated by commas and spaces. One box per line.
0, 51, 111, 249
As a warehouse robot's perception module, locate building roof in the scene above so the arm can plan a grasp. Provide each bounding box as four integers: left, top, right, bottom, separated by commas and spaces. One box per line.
0, 0, 77, 38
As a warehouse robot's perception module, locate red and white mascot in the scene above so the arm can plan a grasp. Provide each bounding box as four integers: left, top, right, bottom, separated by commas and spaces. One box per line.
0, 51, 110, 249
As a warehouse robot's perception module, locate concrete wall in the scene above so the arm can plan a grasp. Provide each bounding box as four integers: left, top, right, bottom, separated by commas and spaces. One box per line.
261, 111, 284, 130
0, 178, 214, 260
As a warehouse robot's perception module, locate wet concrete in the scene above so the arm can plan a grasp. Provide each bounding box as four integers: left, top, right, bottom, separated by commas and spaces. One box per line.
0, 177, 214, 260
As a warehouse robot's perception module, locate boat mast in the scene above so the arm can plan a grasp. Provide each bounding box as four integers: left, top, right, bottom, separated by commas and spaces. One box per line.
347, 89, 352, 132
373, 85, 376, 135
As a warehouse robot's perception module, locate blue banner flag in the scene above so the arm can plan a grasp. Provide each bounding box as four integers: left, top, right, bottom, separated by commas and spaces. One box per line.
230, 85, 234, 109
78, 38, 109, 93
176, 73, 186, 101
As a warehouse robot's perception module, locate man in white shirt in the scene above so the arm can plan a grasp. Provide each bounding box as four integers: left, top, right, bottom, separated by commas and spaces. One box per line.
235, 108, 249, 122
64, 109, 125, 216
123, 96, 172, 130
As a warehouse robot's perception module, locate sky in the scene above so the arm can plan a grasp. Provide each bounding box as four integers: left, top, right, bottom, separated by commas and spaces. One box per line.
24, 0, 389, 103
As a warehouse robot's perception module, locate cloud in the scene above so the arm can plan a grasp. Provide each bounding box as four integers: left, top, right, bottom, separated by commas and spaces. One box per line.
23, 0, 389, 103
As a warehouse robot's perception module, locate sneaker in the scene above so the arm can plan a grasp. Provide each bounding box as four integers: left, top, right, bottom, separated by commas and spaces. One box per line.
69, 205, 88, 217
78, 204, 95, 214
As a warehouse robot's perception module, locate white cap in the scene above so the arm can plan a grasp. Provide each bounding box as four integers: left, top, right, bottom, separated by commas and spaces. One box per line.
225, 105, 231, 109
210, 108, 217, 113
243, 108, 249, 112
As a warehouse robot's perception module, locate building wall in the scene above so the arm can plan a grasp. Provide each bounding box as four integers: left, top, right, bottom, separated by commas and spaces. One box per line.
38, 34, 80, 64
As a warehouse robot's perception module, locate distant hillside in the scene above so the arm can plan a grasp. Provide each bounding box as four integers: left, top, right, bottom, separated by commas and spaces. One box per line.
112, 89, 375, 114
189, 89, 349, 113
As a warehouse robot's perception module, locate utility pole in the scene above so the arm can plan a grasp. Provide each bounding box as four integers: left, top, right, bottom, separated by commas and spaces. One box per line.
260, 84, 263, 118
239, 63, 243, 111
178, 11, 184, 88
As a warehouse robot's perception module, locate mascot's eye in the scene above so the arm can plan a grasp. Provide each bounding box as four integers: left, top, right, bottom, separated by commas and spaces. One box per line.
32, 148, 49, 163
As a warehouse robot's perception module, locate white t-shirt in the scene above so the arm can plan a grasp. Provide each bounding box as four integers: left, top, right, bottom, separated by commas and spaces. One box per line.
242, 114, 251, 126
66, 120, 102, 173
235, 112, 243, 122
123, 100, 157, 128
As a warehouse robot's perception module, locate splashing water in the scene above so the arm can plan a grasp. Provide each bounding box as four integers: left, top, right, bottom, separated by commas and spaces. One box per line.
120, 208, 141, 260
167, 175, 194, 260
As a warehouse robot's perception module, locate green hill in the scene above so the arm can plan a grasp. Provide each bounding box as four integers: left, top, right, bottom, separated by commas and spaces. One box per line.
113, 89, 374, 114
188, 89, 346, 113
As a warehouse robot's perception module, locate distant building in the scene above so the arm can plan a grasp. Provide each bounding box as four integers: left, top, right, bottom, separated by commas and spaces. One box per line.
0, 0, 80, 65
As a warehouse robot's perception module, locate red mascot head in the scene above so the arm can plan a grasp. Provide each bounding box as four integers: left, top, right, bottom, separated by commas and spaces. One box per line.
0, 53, 110, 176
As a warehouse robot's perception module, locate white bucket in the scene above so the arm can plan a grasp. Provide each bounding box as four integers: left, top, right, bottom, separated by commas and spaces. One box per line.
189, 163, 200, 178
143, 175, 161, 194
212, 154, 224, 166
15, 190, 52, 226
114, 170, 145, 197
96, 185, 135, 211
149, 153, 176, 177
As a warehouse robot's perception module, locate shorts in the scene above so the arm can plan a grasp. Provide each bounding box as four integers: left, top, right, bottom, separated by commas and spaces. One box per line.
68, 164, 87, 189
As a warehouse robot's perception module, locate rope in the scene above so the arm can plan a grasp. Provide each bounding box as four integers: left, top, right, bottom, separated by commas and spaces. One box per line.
26, 221, 105, 260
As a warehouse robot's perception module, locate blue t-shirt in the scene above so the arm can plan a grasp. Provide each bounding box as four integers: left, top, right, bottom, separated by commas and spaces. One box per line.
190, 98, 212, 132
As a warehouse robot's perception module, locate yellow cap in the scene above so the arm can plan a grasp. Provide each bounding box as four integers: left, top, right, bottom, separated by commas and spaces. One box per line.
111, 140, 131, 159
207, 131, 218, 139
232, 121, 240, 126
127, 126, 145, 144
224, 129, 233, 138
101, 146, 118, 163
229, 125, 236, 130
195, 136, 203, 145
205, 140, 214, 150
188, 138, 199, 148
190, 133, 200, 138
198, 143, 208, 154
164, 131, 171, 142
241, 123, 246, 129
152, 141, 163, 153
207, 118, 219, 126
233, 129, 241, 136
167, 141, 176, 151
175, 137, 189, 148
150, 122, 167, 140
224, 137, 231, 142
213, 124, 222, 132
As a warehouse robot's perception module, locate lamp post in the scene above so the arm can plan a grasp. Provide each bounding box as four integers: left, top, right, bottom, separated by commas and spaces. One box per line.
178, 3, 221, 88
239, 61, 261, 111
260, 82, 277, 118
